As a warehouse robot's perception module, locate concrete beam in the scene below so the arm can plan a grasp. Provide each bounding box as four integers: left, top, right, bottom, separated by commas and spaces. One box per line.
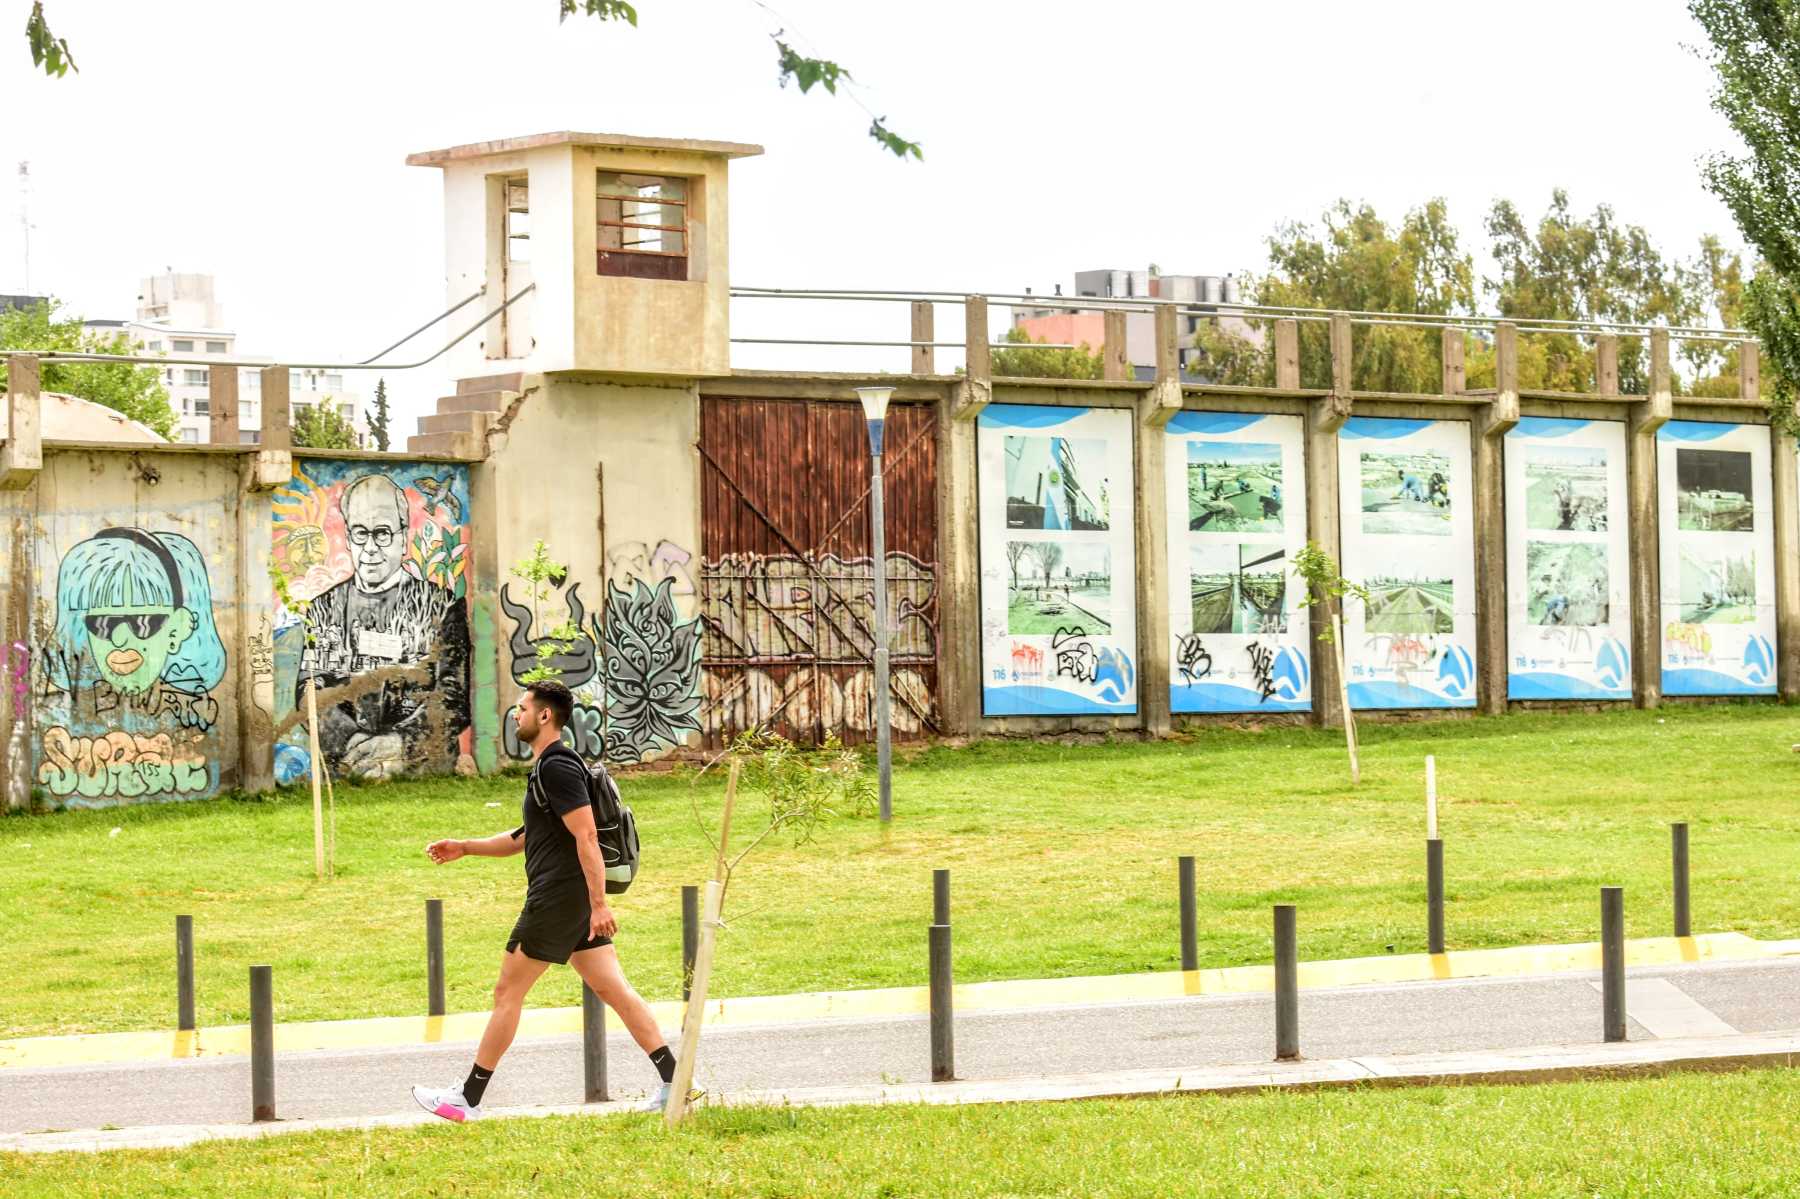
208, 365, 240, 446
954, 295, 991, 420
1145, 304, 1181, 426
911, 301, 935, 376
1275, 319, 1300, 390
938, 385, 982, 735
1103, 310, 1129, 382
1626, 329, 1673, 708
0, 355, 42, 490
1329, 312, 1353, 404
1596, 336, 1620, 397
1134, 385, 1172, 736
241, 366, 290, 492
1471, 324, 1519, 715
1441, 327, 1466, 397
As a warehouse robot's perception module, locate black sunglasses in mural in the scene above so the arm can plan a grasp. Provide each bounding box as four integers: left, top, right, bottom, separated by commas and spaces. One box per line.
348, 525, 398, 547
84, 612, 171, 639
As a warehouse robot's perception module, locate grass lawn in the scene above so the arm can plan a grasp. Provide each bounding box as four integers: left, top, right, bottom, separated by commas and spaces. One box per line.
7, 1069, 1800, 1196
4, 703, 1800, 1038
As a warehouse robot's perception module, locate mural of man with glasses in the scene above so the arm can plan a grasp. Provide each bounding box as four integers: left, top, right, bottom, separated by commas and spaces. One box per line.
298, 473, 471, 779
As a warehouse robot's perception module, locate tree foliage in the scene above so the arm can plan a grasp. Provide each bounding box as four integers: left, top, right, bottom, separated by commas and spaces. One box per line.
1691, 0, 1800, 433
370, 378, 392, 453
990, 327, 1105, 380
291, 400, 360, 450
0, 299, 176, 438
25, 2, 73, 76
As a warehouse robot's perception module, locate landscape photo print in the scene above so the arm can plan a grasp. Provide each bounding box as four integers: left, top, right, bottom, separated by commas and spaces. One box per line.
1360, 450, 1452, 535
1187, 440, 1283, 532
1005, 538, 1113, 635
1525, 445, 1609, 532
1004, 434, 1111, 531
1676, 448, 1755, 532
1525, 541, 1610, 627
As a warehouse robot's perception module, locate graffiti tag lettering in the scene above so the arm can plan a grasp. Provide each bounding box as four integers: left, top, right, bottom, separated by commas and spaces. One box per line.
1245, 641, 1277, 702
1175, 634, 1213, 683
38, 726, 210, 800
1051, 626, 1097, 684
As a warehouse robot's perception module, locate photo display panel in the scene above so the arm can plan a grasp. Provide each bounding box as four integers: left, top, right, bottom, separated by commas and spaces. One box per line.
1504, 418, 1632, 700
1336, 417, 1478, 709
978, 404, 1139, 715
1657, 420, 1777, 695
1163, 411, 1311, 713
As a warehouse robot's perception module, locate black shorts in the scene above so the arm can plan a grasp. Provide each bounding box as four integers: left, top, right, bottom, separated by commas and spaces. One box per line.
506, 888, 612, 965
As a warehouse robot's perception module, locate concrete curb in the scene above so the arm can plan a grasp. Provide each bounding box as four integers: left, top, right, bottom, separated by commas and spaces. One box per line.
6, 1029, 1797, 1155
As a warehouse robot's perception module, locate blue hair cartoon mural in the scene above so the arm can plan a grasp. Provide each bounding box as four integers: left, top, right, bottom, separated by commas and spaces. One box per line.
36, 527, 228, 805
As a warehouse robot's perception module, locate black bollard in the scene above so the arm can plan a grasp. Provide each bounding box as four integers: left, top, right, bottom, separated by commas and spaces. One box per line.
681, 885, 699, 1002
1274, 904, 1298, 1061
929, 923, 954, 1082
1178, 856, 1198, 971
176, 915, 195, 1032
1671, 823, 1691, 939
426, 899, 445, 1018
933, 868, 951, 927
250, 965, 275, 1122
1426, 839, 1445, 955
582, 983, 608, 1103
1602, 887, 1626, 1043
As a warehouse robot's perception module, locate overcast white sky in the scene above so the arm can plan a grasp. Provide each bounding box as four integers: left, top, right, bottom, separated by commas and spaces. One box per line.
0, 0, 1750, 432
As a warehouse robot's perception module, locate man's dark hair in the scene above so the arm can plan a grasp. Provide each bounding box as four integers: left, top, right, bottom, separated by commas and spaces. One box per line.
525, 679, 574, 729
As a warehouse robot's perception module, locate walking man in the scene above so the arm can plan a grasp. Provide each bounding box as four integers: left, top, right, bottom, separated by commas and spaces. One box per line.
411, 680, 677, 1120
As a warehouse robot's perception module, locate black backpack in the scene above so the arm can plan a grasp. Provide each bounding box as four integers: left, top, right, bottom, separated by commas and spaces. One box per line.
531, 745, 640, 894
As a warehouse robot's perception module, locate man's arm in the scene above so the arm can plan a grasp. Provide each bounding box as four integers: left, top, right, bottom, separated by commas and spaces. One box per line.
559, 803, 617, 939
426, 830, 524, 862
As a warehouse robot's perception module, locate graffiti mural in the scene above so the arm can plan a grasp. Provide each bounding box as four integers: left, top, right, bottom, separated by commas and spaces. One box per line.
499, 579, 605, 760
272, 464, 473, 781
36, 526, 228, 804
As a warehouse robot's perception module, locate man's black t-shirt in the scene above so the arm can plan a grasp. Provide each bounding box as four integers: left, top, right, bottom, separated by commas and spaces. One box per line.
510, 743, 593, 900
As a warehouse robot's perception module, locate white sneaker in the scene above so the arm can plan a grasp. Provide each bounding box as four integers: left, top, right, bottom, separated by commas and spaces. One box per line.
412, 1084, 482, 1123
638, 1081, 671, 1113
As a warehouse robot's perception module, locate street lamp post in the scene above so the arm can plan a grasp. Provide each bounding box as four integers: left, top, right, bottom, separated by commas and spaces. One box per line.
856, 385, 895, 824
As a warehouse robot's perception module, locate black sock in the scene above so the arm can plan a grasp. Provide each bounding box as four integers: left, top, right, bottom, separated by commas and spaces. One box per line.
648, 1046, 676, 1084
463, 1064, 494, 1106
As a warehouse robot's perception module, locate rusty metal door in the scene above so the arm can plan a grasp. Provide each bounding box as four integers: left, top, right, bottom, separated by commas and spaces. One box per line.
699, 397, 939, 747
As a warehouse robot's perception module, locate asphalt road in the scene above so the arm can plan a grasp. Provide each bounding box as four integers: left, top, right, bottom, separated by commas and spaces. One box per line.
3, 957, 1794, 1136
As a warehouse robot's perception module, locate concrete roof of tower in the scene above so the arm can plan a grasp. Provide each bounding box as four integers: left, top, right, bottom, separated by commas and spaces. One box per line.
406, 131, 765, 166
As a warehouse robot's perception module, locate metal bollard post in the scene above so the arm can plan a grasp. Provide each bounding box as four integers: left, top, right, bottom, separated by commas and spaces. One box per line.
681, 885, 699, 1002
1602, 886, 1626, 1043
582, 983, 608, 1103
176, 915, 196, 1032
1671, 823, 1691, 939
250, 965, 275, 1122
1274, 904, 1298, 1061
933, 868, 951, 927
1426, 839, 1445, 956
1178, 856, 1198, 971
426, 899, 445, 1017
929, 923, 954, 1081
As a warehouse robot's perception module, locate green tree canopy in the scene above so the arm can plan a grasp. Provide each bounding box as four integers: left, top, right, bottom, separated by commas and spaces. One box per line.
292, 399, 360, 450
990, 327, 1105, 380
0, 299, 177, 438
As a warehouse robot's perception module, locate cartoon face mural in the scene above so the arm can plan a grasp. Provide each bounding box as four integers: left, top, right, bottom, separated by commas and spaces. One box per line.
36, 526, 228, 806
272, 463, 473, 781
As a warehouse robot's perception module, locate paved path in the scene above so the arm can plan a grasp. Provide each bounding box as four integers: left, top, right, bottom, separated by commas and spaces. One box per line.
3, 956, 1794, 1139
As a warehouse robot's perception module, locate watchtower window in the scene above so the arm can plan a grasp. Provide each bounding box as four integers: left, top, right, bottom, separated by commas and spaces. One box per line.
505, 179, 531, 263
597, 171, 688, 280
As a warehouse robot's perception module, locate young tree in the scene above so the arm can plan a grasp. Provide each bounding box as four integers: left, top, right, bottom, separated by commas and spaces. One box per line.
1005, 540, 1029, 590
370, 378, 392, 452
990, 327, 1106, 380
291, 400, 360, 450
1029, 542, 1064, 593
0, 299, 178, 437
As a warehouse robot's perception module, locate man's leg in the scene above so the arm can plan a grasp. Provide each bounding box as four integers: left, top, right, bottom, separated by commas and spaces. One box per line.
475, 946, 553, 1069
571, 944, 665, 1053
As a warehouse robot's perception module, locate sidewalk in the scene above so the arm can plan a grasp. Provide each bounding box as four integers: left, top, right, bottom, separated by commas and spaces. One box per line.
5, 931, 1792, 1071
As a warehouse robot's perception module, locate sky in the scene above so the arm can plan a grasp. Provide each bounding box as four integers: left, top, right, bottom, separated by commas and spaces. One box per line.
0, 0, 1751, 434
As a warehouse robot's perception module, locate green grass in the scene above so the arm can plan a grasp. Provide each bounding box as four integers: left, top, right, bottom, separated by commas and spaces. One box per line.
8, 1069, 1800, 1196
1006, 588, 1112, 634
4, 703, 1800, 1039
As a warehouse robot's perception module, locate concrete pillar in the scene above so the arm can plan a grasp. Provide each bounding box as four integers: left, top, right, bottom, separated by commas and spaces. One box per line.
1627, 329, 1673, 708
1275, 319, 1300, 389
911, 302, 935, 376
1596, 336, 1620, 396
938, 381, 982, 735
208, 365, 240, 445
0, 354, 42, 490
1306, 315, 1354, 727
1472, 323, 1519, 715
1441, 327, 1466, 396
1103, 310, 1129, 382
1147, 305, 1181, 425
956, 296, 991, 420
1135, 389, 1172, 737
1757, 342, 1800, 701
241, 367, 292, 492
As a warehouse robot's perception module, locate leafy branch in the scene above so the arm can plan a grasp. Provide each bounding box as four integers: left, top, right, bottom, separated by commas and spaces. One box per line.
25, 2, 74, 77
510, 539, 586, 685
1290, 541, 1368, 644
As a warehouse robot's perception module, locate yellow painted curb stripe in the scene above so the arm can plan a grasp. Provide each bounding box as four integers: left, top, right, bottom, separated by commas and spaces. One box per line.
0, 932, 1774, 1072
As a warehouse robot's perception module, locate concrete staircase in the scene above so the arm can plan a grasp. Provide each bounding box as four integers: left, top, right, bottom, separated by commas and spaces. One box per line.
406, 372, 523, 457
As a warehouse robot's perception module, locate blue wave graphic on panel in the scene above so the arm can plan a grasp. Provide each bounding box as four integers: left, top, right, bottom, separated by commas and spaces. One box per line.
1342, 417, 1434, 440
977, 404, 1084, 430
1171, 684, 1311, 714
1273, 646, 1310, 701
1658, 420, 1737, 443
1348, 680, 1477, 709
1506, 672, 1630, 701
1093, 648, 1135, 704
1436, 644, 1475, 698
1744, 634, 1775, 685
983, 685, 1137, 716
1166, 412, 1266, 436
1663, 666, 1776, 696
1594, 637, 1631, 692
1512, 417, 1592, 439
